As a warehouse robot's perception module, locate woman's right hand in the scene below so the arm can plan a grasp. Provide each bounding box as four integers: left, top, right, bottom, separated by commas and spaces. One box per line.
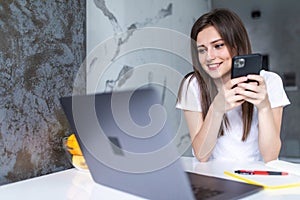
213, 76, 248, 114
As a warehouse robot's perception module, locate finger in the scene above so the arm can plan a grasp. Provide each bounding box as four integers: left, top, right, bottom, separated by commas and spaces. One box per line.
231, 94, 246, 102
237, 82, 259, 93
240, 90, 267, 106
229, 76, 248, 88
248, 81, 258, 86
247, 74, 265, 85
243, 96, 263, 106
239, 90, 259, 98
228, 87, 246, 101
227, 94, 245, 109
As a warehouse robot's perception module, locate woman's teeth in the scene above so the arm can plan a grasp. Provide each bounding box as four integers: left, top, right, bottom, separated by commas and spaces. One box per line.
208, 63, 220, 70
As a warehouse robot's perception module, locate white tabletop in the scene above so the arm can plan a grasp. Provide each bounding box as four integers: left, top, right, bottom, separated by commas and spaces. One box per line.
1, 157, 300, 199
181, 157, 300, 199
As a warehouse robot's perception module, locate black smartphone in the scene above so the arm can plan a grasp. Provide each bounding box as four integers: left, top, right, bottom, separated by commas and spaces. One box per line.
231, 53, 262, 79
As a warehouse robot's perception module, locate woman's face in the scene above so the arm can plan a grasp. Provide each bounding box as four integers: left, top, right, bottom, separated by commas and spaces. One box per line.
196, 26, 232, 82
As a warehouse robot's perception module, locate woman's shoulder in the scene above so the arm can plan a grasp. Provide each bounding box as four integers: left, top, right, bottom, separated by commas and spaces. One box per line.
177, 72, 202, 111
260, 70, 281, 79
181, 72, 198, 87
182, 71, 195, 81
260, 70, 290, 107
260, 70, 283, 84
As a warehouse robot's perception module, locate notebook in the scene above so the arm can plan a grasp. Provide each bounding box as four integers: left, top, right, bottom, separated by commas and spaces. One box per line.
60, 87, 262, 200
225, 160, 300, 189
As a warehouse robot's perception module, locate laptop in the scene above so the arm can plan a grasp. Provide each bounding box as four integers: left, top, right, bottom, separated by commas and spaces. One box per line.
60, 87, 262, 200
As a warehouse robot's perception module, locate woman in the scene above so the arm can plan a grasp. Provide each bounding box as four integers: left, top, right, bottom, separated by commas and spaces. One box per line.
176, 9, 290, 162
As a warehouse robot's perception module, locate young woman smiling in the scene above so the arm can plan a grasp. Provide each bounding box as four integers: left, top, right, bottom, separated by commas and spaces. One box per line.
176, 9, 290, 162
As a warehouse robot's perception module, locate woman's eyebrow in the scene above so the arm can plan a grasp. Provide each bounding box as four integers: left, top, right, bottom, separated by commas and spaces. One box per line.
197, 44, 205, 49
197, 39, 224, 48
211, 39, 224, 44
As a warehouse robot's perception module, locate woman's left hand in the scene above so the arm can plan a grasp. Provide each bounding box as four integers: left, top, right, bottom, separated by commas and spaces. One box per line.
235, 74, 270, 110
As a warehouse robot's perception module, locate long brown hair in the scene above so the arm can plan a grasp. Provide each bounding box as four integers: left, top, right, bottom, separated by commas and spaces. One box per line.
180, 8, 253, 141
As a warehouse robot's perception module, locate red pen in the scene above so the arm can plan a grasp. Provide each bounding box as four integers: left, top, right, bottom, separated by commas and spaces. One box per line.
234, 170, 288, 175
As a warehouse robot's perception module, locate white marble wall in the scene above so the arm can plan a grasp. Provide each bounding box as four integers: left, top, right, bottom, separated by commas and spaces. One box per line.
85, 0, 210, 156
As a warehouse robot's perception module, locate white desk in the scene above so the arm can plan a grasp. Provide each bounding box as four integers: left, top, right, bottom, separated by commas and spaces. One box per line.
1, 157, 300, 199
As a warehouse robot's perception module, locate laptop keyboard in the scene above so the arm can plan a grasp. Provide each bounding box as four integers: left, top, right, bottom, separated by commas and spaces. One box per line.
191, 184, 224, 200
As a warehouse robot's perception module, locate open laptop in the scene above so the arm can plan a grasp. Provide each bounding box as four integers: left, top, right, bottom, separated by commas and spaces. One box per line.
60, 87, 262, 200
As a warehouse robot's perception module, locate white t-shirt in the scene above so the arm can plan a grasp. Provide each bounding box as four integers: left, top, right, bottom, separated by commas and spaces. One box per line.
176, 70, 290, 161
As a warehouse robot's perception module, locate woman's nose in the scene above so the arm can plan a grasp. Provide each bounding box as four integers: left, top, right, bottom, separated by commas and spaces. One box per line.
206, 48, 216, 62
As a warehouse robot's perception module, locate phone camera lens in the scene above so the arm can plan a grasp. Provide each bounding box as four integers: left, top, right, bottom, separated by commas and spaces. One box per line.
234, 58, 245, 68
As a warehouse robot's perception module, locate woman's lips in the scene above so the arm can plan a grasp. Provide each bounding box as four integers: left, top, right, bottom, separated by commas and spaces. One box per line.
207, 62, 222, 70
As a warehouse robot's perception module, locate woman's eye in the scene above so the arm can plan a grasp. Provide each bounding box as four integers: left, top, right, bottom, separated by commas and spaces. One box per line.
198, 48, 206, 54
215, 43, 224, 49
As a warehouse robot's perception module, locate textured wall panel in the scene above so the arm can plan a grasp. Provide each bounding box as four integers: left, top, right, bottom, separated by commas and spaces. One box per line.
0, 0, 86, 185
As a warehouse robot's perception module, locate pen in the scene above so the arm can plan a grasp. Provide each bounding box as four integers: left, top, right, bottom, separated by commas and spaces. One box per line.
234, 170, 288, 175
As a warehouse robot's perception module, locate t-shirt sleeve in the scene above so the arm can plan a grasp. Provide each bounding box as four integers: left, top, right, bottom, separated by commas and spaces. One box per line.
176, 75, 202, 112
261, 70, 291, 108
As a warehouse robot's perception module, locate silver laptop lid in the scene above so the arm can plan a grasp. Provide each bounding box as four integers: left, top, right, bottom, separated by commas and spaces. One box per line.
60, 87, 195, 200
60, 87, 262, 200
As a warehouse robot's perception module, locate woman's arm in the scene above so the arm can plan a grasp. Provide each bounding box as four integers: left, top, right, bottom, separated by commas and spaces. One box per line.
184, 106, 223, 162
238, 74, 283, 162
184, 77, 248, 162
257, 106, 282, 162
